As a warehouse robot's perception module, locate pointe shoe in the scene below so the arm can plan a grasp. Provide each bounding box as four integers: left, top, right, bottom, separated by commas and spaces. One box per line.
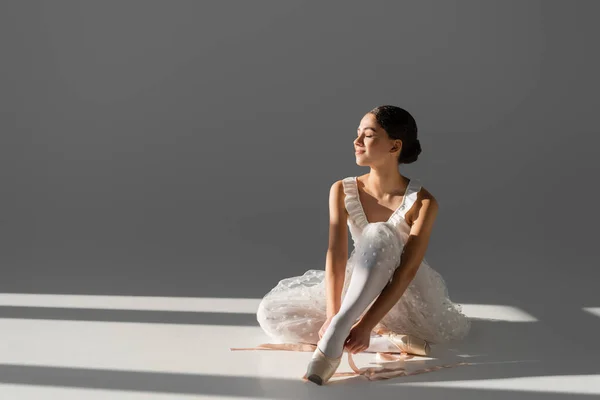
386, 332, 431, 356
303, 347, 342, 386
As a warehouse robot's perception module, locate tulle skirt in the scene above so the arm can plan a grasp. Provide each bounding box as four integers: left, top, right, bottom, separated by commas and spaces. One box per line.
257, 250, 471, 345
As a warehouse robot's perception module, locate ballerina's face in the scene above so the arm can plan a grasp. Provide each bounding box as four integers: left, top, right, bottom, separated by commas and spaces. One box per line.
353, 113, 401, 166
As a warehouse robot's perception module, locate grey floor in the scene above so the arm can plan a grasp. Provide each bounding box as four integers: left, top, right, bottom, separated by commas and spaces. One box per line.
1, 294, 598, 399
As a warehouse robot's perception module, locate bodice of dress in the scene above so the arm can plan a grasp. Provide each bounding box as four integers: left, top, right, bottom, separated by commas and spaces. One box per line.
342, 176, 422, 248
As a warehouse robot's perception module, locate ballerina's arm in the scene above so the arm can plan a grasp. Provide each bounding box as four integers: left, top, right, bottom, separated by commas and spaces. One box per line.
357, 189, 439, 331
324, 180, 349, 318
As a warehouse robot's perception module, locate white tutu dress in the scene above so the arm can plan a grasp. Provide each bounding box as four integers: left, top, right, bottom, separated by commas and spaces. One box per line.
256, 176, 470, 346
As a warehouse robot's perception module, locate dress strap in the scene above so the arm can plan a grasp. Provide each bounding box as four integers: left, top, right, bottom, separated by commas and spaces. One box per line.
388, 178, 422, 226
342, 177, 368, 230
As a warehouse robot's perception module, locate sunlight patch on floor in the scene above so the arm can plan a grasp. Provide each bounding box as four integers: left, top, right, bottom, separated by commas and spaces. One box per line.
0, 319, 283, 377
399, 374, 600, 395
458, 304, 537, 322
0, 294, 262, 314
0, 294, 536, 322
0, 385, 242, 400
582, 307, 600, 318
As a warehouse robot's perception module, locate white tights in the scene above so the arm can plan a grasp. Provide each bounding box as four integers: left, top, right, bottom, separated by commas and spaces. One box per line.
318, 222, 405, 358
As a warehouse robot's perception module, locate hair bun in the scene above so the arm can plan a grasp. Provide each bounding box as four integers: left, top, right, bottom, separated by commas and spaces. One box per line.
400, 139, 422, 164
413, 139, 421, 151
407, 139, 421, 154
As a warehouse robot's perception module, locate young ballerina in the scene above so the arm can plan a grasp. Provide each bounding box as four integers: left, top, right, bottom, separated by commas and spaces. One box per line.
255, 105, 470, 385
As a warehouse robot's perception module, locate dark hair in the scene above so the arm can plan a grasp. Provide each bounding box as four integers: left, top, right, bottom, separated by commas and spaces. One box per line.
368, 105, 422, 164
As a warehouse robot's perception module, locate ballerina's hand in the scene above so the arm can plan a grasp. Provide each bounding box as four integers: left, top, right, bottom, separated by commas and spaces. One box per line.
344, 321, 372, 354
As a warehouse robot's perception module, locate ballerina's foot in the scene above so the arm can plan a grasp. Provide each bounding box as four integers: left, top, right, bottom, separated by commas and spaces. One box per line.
304, 347, 343, 385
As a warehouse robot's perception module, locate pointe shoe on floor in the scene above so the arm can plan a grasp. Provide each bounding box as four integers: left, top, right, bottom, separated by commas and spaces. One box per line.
386, 332, 431, 356
303, 347, 342, 386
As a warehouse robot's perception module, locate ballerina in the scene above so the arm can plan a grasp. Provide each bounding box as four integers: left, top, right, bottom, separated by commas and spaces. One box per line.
253, 105, 471, 385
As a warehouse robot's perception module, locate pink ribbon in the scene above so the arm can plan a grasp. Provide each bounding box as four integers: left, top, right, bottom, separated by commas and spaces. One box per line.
230, 342, 472, 382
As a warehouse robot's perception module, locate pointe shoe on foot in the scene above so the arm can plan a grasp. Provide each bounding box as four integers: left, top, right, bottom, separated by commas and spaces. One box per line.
386, 332, 431, 356
303, 347, 342, 386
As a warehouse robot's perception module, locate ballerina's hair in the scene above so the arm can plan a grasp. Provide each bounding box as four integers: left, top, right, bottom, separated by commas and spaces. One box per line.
368, 105, 422, 165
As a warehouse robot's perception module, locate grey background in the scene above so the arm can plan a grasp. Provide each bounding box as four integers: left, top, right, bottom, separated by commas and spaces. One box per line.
1, 0, 600, 394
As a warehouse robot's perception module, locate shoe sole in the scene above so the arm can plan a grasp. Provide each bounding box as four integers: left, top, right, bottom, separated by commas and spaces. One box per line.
307, 374, 323, 385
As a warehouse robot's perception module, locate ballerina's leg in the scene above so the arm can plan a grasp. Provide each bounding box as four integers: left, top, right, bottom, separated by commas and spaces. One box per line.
317, 222, 404, 359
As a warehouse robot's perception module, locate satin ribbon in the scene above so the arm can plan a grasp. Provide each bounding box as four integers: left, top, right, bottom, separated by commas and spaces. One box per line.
230, 342, 471, 382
